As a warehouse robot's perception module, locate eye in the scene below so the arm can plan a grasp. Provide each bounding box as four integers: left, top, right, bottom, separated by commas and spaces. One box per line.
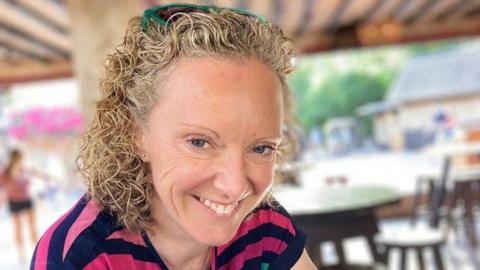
252, 145, 276, 155
190, 138, 209, 148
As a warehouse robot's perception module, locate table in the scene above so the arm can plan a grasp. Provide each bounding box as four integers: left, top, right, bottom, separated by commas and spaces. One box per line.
274, 185, 401, 269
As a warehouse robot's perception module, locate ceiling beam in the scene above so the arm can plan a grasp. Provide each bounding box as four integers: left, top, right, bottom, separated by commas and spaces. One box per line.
0, 60, 72, 84
296, 0, 317, 35
0, 28, 62, 60
296, 18, 480, 54
446, 0, 480, 22
270, 0, 284, 25
389, 0, 413, 19
327, 0, 353, 31
14, 0, 69, 30
415, 0, 462, 24
434, 0, 472, 22
340, 0, 378, 26
235, 0, 249, 9
363, 0, 387, 22
0, 1, 71, 53
404, 0, 438, 25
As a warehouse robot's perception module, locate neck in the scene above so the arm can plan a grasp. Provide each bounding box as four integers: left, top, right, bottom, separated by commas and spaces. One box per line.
148, 196, 211, 270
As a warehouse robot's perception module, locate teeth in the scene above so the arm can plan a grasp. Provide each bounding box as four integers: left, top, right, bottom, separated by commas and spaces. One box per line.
197, 196, 238, 216
224, 204, 234, 214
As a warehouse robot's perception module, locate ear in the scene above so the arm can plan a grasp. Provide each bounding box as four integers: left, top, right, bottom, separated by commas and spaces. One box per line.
133, 123, 149, 162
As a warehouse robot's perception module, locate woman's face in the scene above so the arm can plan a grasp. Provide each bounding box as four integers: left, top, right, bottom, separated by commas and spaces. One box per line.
137, 57, 283, 245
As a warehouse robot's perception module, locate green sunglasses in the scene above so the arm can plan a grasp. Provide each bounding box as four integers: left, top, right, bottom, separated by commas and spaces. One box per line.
141, 3, 265, 32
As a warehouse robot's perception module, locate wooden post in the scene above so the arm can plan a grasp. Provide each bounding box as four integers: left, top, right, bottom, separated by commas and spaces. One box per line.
66, 0, 143, 125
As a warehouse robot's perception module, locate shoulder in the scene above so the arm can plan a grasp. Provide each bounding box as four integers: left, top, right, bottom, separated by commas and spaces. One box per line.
31, 194, 162, 270
216, 202, 306, 270
31, 195, 104, 269
29, 195, 113, 269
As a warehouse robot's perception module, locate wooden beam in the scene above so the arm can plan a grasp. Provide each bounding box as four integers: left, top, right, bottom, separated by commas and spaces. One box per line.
270, 0, 284, 25
235, 0, 249, 9
446, 0, 480, 22
0, 28, 62, 60
389, 0, 413, 19
434, 0, 472, 22
296, 18, 480, 54
0, 1, 71, 52
368, 0, 404, 22
363, 0, 387, 22
404, 0, 439, 25
0, 60, 72, 84
14, 0, 70, 30
415, 0, 462, 24
327, 0, 353, 31
466, 6, 480, 17
305, 0, 342, 33
342, 0, 378, 25
295, 0, 316, 35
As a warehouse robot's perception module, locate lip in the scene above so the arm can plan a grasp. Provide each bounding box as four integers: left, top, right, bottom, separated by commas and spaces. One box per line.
192, 195, 241, 219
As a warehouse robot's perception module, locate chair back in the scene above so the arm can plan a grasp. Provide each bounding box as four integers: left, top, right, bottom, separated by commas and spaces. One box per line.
429, 156, 451, 227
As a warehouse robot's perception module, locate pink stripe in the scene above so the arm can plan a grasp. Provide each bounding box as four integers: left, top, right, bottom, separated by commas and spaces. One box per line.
62, 199, 101, 259
218, 237, 287, 270
33, 205, 76, 270
218, 209, 295, 254
83, 253, 163, 270
106, 229, 147, 247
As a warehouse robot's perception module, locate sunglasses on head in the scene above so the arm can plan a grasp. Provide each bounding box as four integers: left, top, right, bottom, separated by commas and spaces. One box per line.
141, 3, 265, 32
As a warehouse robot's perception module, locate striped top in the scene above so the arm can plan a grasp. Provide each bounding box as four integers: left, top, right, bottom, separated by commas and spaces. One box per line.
30, 195, 306, 270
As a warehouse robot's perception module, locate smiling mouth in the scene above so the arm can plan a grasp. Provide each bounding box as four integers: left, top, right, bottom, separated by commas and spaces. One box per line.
193, 195, 240, 216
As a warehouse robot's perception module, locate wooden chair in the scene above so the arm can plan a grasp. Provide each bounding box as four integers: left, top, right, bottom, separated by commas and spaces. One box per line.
375, 157, 451, 270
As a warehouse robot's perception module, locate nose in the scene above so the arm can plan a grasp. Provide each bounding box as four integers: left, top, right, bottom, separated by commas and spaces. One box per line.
212, 151, 249, 201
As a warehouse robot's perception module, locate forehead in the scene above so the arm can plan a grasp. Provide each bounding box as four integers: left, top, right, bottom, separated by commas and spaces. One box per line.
149, 57, 284, 135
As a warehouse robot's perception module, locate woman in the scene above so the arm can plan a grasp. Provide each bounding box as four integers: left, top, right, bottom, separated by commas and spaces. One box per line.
31, 4, 316, 270
0, 149, 38, 262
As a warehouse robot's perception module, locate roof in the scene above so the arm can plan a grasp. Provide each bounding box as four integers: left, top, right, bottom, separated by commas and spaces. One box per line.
387, 43, 480, 103
356, 101, 397, 117
1, 0, 480, 84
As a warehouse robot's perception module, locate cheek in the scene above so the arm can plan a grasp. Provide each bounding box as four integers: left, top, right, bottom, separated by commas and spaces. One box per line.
151, 159, 209, 192
251, 163, 275, 193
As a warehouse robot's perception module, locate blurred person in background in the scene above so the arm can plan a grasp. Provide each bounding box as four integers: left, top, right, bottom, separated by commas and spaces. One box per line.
0, 148, 38, 263
31, 3, 316, 270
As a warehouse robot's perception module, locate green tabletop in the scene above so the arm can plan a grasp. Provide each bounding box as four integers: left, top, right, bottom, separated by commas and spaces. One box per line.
273, 185, 401, 216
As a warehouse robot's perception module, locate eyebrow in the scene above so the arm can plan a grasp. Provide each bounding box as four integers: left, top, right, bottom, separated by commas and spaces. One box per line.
179, 123, 283, 143
179, 123, 221, 138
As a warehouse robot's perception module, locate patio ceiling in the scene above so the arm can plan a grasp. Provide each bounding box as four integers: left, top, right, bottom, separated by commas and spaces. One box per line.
1, 0, 479, 85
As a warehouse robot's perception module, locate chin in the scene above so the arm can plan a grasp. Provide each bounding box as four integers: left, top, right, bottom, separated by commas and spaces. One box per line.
190, 224, 240, 246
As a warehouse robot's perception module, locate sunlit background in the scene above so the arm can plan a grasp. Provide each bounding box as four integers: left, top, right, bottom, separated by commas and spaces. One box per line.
1, 0, 480, 269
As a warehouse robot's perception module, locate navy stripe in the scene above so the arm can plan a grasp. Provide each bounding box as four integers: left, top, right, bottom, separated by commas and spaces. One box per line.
46, 196, 89, 270
216, 223, 294, 266
29, 239, 39, 270
143, 233, 170, 270
261, 250, 277, 262
242, 256, 262, 269
100, 238, 159, 262
268, 225, 306, 270
62, 210, 123, 269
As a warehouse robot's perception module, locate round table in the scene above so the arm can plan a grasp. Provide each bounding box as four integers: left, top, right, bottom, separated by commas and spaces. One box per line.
274, 185, 401, 269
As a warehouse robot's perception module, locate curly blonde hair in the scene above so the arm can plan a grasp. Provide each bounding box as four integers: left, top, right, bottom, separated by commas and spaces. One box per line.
77, 7, 297, 233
